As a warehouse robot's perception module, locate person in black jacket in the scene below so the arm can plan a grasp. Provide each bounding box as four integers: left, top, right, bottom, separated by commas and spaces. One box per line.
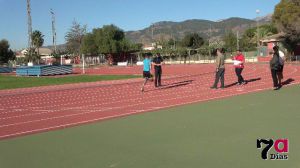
152, 53, 164, 87
270, 46, 281, 90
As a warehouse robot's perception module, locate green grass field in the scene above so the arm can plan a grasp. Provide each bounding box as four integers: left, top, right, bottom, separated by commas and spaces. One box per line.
0, 85, 299, 168
0, 74, 139, 90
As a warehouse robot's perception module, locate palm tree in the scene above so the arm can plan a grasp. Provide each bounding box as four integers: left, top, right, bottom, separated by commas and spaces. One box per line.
254, 25, 278, 43
31, 30, 44, 64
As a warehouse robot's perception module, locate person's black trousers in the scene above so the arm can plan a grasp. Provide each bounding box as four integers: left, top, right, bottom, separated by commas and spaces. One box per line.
271, 69, 279, 87
235, 68, 245, 84
212, 68, 225, 88
154, 68, 162, 87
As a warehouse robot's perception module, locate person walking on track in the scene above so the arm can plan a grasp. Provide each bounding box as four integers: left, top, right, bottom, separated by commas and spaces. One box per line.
211, 48, 226, 89
233, 49, 246, 85
141, 54, 152, 92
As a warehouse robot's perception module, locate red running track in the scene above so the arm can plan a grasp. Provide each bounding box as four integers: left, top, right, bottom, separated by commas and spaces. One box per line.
1, 63, 300, 139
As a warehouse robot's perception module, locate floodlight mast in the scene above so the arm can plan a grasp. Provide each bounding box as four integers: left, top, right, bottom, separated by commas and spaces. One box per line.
27, 0, 33, 52
51, 9, 57, 54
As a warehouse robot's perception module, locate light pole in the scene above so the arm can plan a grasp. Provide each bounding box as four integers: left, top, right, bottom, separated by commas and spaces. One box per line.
256, 9, 260, 56
151, 23, 154, 43
27, 0, 33, 62
50, 9, 57, 54
209, 24, 212, 57
82, 54, 85, 74
237, 31, 239, 51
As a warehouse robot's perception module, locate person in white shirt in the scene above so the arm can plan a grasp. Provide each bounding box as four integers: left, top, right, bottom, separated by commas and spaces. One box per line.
278, 50, 285, 85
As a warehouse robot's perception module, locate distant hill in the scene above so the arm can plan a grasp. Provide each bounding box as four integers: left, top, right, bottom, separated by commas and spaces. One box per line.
44, 16, 272, 50
254, 14, 273, 23
125, 17, 271, 44
44, 44, 67, 53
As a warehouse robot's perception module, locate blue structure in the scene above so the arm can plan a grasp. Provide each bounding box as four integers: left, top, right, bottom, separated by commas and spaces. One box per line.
16, 65, 73, 76
0, 67, 13, 73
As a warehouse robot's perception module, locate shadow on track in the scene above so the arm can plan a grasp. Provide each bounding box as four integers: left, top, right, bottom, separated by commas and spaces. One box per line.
144, 80, 193, 92
225, 78, 262, 88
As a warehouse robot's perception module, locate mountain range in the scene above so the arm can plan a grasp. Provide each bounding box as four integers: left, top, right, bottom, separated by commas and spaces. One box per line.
125, 15, 272, 44
44, 15, 272, 51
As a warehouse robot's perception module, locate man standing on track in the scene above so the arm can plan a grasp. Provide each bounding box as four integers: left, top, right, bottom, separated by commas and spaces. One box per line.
152, 53, 164, 87
141, 53, 152, 92
211, 48, 225, 89
233, 50, 246, 85
270, 46, 281, 90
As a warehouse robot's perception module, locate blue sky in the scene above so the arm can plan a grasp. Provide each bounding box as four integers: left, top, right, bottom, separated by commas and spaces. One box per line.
0, 0, 280, 50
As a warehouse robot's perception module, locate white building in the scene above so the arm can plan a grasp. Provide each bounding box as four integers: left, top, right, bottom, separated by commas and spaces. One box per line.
143, 43, 162, 51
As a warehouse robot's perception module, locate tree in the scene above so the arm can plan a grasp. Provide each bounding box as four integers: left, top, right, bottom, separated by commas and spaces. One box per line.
94, 25, 125, 55
130, 43, 143, 52
167, 38, 177, 49
31, 30, 44, 62
0, 39, 15, 64
24, 48, 38, 64
239, 24, 278, 51
181, 33, 204, 49
223, 31, 237, 53
180, 33, 204, 63
81, 33, 97, 55
273, 0, 300, 51
176, 47, 188, 63
82, 24, 139, 64
259, 24, 278, 38
239, 37, 256, 52
81, 24, 144, 64
65, 20, 87, 56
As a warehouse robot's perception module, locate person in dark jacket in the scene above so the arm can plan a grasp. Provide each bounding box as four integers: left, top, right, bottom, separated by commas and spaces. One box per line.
270, 46, 281, 90
211, 48, 225, 89
152, 53, 164, 87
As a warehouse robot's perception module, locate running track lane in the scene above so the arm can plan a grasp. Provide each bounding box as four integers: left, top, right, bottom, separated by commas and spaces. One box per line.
0, 64, 300, 139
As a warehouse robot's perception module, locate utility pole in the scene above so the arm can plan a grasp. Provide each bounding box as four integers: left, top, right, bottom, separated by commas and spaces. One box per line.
256, 9, 260, 56
82, 54, 85, 74
50, 9, 57, 54
237, 31, 239, 50
209, 24, 212, 57
171, 34, 176, 49
151, 24, 154, 41
27, 0, 32, 54
151, 23, 155, 43
174, 36, 176, 50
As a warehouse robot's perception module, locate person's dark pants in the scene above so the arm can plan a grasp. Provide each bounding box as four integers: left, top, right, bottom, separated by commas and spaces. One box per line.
212, 68, 225, 88
155, 68, 162, 87
235, 68, 245, 84
271, 69, 279, 87
277, 65, 284, 83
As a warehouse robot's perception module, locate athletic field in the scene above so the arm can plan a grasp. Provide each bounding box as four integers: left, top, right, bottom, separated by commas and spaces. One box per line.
0, 74, 139, 90
0, 63, 299, 168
